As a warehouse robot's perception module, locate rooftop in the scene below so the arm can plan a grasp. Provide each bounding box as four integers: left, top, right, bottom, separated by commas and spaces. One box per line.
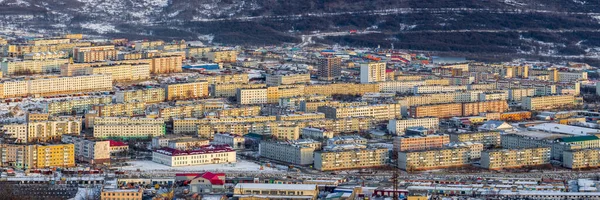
556, 135, 599, 143
154, 144, 234, 156
234, 183, 316, 191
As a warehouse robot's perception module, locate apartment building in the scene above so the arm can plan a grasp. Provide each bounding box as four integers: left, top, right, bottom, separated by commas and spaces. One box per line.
413, 85, 468, 94
259, 140, 321, 165
24, 51, 68, 60
76, 49, 118, 63
2, 118, 82, 143
27, 38, 70, 46
398, 147, 470, 171
92, 102, 146, 117
522, 95, 578, 110
266, 73, 311, 86
44, 96, 112, 115
100, 188, 143, 200
0, 74, 112, 98
61, 135, 110, 164
150, 56, 183, 74
115, 87, 165, 103
563, 149, 600, 169
236, 88, 267, 105
152, 145, 236, 167
449, 131, 501, 148
233, 183, 318, 200
266, 85, 306, 103
158, 104, 206, 119
314, 145, 389, 171
211, 83, 266, 97
134, 40, 164, 51
277, 113, 325, 121
360, 62, 386, 83
198, 73, 249, 85
151, 135, 193, 149
186, 47, 212, 58
207, 50, 237, 63
301, 127, 335, 140
318, 104, 401, 121
327, 135, 367, 146
480, 147, 551, 170
508, 88, 536, 101
393, 134, 450, 153
400, 91, 482, 107
167, 139, 210, 150
215, 106, 261, 118
304, 83, 380, 96
213, 133, 246, 149
558, 71, 587, 82
387, 118, 439, 135
378, 81, 426, 93
462, 100, 509, 116
478, 91, 509, 101
410, 103, 463, 118
93, 123, 165, 139
0, 143, 76, 169
317, 56, 342, 81
1, 59, 68, 75
72, 45, 115, 61
165, 81, 209, 101
271, 125, 301, 140
86, 64, 150, 81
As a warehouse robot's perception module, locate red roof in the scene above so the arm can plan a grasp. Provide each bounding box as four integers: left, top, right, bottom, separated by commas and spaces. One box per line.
109, 140, 128, 147
175, 172, 225, 185
385, 69, 395, 73
155, 144, 234, 156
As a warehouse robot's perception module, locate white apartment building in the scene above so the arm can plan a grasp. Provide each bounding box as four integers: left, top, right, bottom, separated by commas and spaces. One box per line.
152, 144, 236, 167
413, 85, 468, 94
558, 71, 587, 82
360, 62, 386, 83
387, 118, 440, 135
236, 88, 267, 105
379, 81, 426, 93
93, 124, 165, 139
213, 133, 246, 149
259, 140, 321, 165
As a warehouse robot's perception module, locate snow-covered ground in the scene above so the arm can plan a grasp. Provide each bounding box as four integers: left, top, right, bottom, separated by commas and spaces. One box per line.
121, 159, 278, 172
68, 187, 100, 200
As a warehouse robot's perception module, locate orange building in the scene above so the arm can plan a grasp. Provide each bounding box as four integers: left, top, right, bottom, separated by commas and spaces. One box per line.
393, 134, 450, 153
462, 100, 509, 116
150, 56, 183, 74
410, 103, 462, 118
500, 111, 532, 121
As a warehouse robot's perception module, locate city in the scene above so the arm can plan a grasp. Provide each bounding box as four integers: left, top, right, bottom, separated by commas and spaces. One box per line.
0, 32, 599, 200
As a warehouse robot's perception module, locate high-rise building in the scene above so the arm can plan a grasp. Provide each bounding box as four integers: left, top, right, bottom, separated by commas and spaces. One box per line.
360, 62, 386, 83
317, 56, 341, 81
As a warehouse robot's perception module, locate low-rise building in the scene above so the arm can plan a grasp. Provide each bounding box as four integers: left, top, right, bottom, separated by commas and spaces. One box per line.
327, 135, 367, 146
233, 183, 318, 200
152, 145, 236, 167
167, 139, 210, 150
100, 188, 143, 200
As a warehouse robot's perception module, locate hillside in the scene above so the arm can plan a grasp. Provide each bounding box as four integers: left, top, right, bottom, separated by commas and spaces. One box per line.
1, 0, 600, 63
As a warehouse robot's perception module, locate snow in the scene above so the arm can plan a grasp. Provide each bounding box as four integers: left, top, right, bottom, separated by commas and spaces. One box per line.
80, 22, 119, 34
121, 159, 278, 172
68, 187, 100, 200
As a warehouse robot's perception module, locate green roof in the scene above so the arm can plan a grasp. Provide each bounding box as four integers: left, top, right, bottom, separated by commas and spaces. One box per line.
557, 135, 599, 143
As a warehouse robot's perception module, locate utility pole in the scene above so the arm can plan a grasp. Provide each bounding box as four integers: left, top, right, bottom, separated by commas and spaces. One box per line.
392, 169, 399, 200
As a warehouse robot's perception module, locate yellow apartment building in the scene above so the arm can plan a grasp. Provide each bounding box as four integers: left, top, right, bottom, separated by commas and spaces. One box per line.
522, 95, 578, 110
319, 104, 401, 121
314, 145, 389, 171
150, 56, 183, 74
393, 134, 450, 152
409, 103, 463, 118
398, 147, 470, 171
271, 125, 300, 140
207, 50, 238, 63
1, 59, 69, 75
198, 73, 249, 84
481, 147, 551, 170
92, 102, 146, 117
45, 96, 113, 115
101, 188, 143, 200
115, 88, 165, 103
304, 83, 379, 96
211, 83, 266, 97
462, 100, 509, 116
87, 64, 150, 81
76, 49, 118, 63
266, 73, 311, 86
165, 81, 209, 101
